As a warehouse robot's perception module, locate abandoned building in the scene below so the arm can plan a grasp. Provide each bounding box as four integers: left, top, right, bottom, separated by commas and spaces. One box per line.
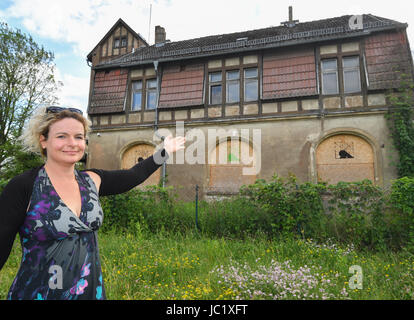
85, 10, 414, 201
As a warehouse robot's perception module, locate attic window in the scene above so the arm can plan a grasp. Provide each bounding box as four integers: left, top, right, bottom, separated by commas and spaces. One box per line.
236, 37, 248, 42
114, 36, 127, 48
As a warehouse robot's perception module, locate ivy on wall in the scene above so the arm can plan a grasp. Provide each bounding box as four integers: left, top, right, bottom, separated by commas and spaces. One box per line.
385, 75, 414, 178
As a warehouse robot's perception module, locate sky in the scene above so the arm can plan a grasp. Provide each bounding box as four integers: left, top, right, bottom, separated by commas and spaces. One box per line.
0, 0, 413, 113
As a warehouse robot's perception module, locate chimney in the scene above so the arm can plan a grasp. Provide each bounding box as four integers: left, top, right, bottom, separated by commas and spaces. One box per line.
281, 6, 299, 27
155, 25, 166, 44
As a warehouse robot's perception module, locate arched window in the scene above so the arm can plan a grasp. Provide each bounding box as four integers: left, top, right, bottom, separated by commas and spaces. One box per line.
121, 144, 161, 187
208, 139, 257, 194
316, 134, 375, 184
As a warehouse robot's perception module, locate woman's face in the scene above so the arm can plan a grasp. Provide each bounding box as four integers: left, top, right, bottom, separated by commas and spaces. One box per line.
40, 117, 86, 166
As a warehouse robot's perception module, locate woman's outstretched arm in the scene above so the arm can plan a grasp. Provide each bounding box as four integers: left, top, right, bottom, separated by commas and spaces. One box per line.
85, 135, 185, 196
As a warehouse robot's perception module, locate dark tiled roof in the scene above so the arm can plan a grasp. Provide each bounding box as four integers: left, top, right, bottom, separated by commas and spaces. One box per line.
94, 14, 406, 69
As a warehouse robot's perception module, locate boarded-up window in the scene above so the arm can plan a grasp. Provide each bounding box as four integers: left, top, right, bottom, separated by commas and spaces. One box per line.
208, 139, 257, 194
365, 30, 413, 90
121, 144, 160, 187
159, 64, 204, 108
316, 134, 375, 185
89, 69, 128, 114
262, 48, 318, 99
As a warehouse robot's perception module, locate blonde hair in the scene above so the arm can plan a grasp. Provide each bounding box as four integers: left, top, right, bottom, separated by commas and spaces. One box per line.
19, 106, 91, 158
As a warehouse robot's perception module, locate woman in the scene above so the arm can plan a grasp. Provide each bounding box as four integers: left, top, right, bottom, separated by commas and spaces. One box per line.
0, 106, 185, 300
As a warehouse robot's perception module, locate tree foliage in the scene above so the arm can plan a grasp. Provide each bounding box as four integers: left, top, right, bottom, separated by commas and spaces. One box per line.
0, 21, 60, 174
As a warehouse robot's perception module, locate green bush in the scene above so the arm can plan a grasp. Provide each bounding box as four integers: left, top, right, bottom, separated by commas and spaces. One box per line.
99, 185, 176, 233
239, 174, 327, 240
388, 176, 414, 250
323, 180, 387, 250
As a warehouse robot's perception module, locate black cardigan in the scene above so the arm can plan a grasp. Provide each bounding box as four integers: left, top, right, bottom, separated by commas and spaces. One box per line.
0, 148, 168, 270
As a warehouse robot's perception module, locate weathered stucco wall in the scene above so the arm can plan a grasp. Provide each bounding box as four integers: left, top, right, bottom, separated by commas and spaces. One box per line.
86, 111, 397, 201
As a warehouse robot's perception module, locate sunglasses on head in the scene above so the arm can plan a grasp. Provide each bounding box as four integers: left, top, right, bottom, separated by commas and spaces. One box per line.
46, 106, 83, 115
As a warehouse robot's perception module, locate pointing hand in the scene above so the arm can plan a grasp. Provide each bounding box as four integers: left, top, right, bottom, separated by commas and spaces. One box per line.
163, 134, 186, 154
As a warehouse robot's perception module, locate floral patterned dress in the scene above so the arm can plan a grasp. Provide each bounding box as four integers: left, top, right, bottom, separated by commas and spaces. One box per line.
7, 167, 105, 300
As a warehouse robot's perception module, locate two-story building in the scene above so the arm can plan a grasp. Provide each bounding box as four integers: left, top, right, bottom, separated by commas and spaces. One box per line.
86, 10, 413, 201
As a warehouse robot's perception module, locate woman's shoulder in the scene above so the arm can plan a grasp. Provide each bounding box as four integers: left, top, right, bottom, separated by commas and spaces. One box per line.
13, 165, 44, 182
1, 166, 42, 203
79, 169, 102, 192
3, 165, 44, 193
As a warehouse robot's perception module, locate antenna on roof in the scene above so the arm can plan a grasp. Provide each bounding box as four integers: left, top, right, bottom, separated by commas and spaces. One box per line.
148, 3, 152, 44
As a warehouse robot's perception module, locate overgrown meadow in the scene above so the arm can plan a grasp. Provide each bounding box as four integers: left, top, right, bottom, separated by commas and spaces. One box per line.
1, 175, 414, 300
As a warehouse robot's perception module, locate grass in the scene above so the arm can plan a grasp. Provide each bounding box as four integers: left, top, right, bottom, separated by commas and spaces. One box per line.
1, 229, 414, 300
